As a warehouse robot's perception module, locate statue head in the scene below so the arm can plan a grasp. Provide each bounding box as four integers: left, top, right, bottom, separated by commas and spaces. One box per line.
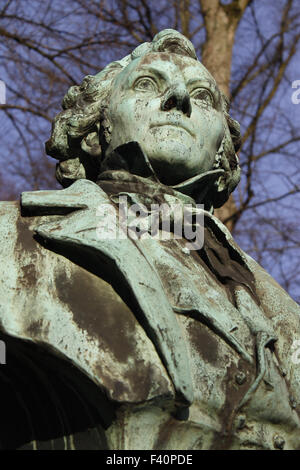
46, 29, 241, 208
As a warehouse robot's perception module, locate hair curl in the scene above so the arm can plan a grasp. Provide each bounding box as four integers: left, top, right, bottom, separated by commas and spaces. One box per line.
46, 29, 241, 208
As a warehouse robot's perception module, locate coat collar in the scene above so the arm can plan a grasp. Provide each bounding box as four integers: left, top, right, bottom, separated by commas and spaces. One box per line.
100, 141, 224, 208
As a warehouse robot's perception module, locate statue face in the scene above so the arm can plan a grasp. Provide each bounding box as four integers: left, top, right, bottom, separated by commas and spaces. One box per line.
105, 52, 225, 185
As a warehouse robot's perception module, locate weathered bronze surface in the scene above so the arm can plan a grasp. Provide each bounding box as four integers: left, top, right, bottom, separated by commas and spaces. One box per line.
0, 29, 300, 450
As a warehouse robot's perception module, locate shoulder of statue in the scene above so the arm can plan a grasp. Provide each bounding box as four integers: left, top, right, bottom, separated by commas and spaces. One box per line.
0, 193, 175, 405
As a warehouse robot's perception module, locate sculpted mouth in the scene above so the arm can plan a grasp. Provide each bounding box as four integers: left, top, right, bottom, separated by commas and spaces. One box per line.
150, 122, 195, 137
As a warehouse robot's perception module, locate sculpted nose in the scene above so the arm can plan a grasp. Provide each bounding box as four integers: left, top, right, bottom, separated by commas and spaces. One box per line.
161, 83, 192, 117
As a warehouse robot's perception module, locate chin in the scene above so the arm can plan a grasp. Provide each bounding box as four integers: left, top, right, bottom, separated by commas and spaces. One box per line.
150, 159, 201, 185
146, 142, 202, 185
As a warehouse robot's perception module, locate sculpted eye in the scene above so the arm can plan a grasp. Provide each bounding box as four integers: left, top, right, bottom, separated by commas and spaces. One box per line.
191, 88, 214, 106
134, 77, 158, 92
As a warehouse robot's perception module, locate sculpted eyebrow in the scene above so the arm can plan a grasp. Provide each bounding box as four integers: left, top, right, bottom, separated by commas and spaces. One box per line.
187, 78, 221, 104
132, 66, 168, 81
187, 78, 217, 91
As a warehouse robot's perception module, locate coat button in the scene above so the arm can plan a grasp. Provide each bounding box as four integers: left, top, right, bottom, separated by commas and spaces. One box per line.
290, 395, 297, 409
236, 415, 246, 430
273, 435, 285, 450
235, 371, 246, 385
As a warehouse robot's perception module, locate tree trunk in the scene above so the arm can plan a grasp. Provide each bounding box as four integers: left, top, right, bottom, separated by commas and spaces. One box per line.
200, 0, 251, 231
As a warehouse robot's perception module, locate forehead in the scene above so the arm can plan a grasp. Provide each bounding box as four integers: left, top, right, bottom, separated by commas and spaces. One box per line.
117, 52, 217, 87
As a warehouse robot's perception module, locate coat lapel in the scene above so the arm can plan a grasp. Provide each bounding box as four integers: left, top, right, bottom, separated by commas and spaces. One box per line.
21, 180, 194, 407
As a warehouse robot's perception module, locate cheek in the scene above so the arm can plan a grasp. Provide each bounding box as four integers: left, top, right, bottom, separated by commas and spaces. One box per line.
213, 118, 225, 150
132, 97, 160, 122
109, 98, 149, 129
108, 101, 130, 127
194, 110, 224, 151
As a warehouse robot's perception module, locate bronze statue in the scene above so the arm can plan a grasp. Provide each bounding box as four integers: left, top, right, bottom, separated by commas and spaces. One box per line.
0, 29, 299, 450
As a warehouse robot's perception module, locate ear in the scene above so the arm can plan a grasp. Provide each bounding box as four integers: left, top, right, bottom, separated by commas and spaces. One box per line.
80, 130, 102, 157
99, 109, 113, 157
210, 127, 241, 209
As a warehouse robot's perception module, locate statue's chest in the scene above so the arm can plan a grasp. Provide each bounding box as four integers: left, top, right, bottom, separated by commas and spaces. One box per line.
132, 236, 300, 449
140, 235, 255, 359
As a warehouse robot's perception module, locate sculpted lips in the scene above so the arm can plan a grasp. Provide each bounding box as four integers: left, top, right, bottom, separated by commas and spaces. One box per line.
150, 120, 195, 137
